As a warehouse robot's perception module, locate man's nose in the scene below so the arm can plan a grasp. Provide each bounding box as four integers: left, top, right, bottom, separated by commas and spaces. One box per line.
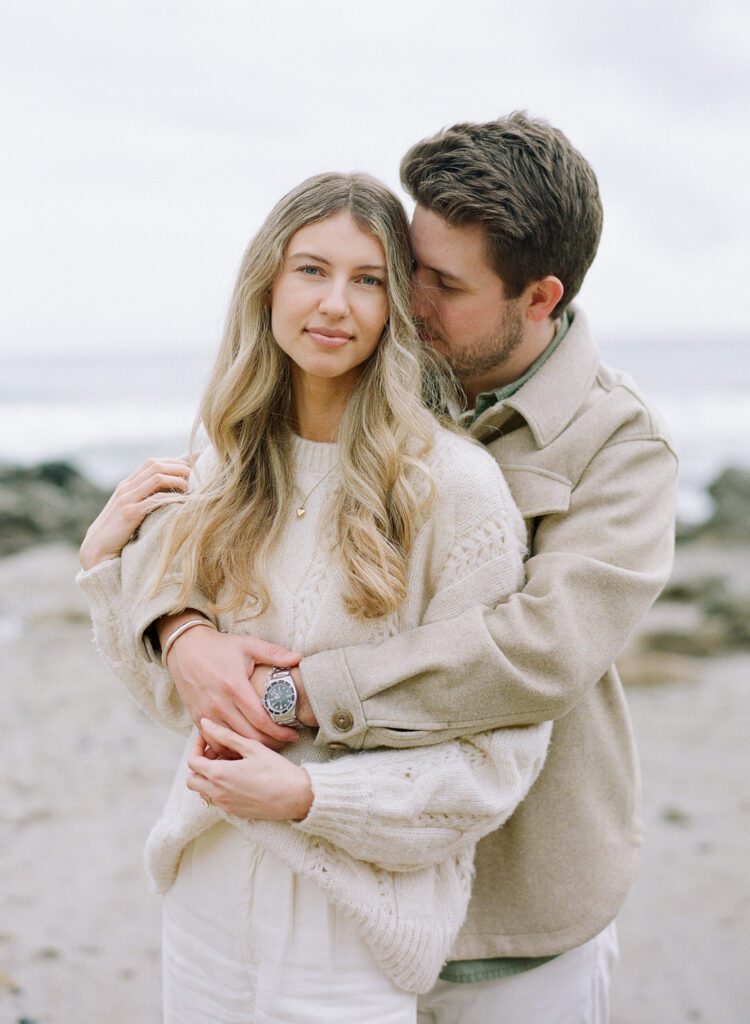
411, 279, 435, 321
318, 279, 349, 318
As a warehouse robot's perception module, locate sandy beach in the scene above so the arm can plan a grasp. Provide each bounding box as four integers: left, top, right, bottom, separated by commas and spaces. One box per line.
1, 539, 749, 1024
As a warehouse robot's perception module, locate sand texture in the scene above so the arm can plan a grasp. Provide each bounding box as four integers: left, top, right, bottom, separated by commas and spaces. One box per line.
1, 542, 748, 1023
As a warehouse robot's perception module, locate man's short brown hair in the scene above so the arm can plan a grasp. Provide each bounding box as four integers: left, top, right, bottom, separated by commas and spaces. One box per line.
400, 112, 603, 318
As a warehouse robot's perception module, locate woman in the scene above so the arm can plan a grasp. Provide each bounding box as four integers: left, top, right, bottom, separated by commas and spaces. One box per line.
78, 172, 550, 1022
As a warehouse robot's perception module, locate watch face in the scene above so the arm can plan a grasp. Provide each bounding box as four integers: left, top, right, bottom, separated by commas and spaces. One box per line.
265, 679, 295, 715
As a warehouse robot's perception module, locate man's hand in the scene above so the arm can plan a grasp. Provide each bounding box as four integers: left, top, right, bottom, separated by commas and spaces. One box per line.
160, 617, 303, 754
186, 719, 314, 822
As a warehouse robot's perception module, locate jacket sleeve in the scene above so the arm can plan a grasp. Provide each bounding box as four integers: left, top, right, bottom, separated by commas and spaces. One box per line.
302, 435, 678, 749
293, 722, 550, 871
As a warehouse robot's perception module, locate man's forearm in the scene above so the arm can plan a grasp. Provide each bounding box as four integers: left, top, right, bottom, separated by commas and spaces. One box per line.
302, 437, 678, 750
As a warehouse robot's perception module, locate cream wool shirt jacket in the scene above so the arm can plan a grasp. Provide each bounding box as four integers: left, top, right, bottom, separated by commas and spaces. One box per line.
295, 307, 679, 959
78, 429, 551, 993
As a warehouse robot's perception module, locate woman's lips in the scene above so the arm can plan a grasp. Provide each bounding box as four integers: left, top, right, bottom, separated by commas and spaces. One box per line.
305, 328, 352, 348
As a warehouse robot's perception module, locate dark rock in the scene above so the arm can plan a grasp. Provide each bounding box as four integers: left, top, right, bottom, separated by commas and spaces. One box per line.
644, 579, 750, 655
0, 461, 110, 557
641, 620, 731, 657
675, 519, 702, 544
690, 466, 750, 542
660, 575, 727, 604
617, 649, 699, 686
661, 805, 691, 826
703, 591, 750, 647
36, 947, 60, 960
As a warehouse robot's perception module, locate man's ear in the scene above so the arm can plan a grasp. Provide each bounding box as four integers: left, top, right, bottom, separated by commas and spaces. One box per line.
524, 276, 564, 322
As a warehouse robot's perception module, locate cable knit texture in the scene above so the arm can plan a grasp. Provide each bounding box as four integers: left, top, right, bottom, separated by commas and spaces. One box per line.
78, 426, 550, 993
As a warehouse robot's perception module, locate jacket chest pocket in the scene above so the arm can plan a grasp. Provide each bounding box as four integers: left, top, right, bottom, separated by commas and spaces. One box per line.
501, 465, 572, 549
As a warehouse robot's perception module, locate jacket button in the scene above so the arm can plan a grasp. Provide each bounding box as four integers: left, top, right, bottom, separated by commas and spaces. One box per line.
332, 709, 354, 732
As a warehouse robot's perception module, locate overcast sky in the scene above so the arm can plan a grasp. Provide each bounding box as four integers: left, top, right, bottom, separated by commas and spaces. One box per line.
1, 0, 748, 356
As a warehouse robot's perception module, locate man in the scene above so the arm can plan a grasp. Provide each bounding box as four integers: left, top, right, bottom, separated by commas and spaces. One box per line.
126, 113, 678, 1021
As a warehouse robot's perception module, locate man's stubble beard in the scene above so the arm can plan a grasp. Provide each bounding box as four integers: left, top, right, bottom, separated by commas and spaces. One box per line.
431, 302, 525, 382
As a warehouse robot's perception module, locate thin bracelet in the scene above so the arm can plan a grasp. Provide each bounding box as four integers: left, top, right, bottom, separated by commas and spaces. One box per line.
161, 618, 217, 667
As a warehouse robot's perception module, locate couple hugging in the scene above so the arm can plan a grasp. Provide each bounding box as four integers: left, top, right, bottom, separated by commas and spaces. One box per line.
78, 112, 677, 1023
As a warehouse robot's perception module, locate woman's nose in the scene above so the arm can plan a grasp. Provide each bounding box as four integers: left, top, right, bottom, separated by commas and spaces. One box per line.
318, 279, 349, 318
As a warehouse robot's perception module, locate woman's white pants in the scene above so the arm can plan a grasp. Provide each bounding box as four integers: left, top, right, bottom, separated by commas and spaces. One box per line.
162, 821, 416, 1023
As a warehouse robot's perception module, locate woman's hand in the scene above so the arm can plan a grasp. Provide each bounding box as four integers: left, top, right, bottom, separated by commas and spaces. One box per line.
79, 457, 191, 570
186, 719, 314, 822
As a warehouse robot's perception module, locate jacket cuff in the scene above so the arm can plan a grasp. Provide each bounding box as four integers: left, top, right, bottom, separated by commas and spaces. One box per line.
300, 647, 367, 751
293, 759, 373, 844
75, 558, 122, 607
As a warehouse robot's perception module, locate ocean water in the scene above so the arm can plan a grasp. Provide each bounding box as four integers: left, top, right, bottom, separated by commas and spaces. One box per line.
1, 340, 748, 523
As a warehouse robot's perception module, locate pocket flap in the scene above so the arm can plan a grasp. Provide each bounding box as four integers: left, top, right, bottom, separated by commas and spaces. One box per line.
501, 465, 572, 518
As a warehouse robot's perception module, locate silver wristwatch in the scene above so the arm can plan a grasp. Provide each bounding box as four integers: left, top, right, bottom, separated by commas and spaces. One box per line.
262, 667, 300, 726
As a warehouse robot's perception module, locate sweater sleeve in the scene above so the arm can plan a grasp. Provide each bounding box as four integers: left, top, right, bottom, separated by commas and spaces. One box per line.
75, 449, 219, 730
294, 441, 549, 871
76, 556, 193, 733
119, 453, 219, 667
295, 722, 550, 871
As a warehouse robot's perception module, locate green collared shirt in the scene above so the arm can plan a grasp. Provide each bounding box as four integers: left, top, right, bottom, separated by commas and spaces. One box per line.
439, 312, 570, 987
470, 312, 571, 422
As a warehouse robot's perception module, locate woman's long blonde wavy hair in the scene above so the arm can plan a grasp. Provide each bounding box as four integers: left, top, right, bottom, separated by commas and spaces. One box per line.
157, 172, 457, 620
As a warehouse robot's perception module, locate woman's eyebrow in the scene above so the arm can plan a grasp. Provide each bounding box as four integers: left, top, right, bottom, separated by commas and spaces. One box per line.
289, 252, 386, 272
289, 251, 331, 264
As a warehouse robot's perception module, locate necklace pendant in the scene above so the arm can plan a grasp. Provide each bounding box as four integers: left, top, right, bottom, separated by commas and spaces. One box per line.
295, 506, 306, 519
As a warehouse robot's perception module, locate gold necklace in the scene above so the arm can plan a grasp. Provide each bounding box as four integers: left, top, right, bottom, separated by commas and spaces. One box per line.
294, 466, 336, 519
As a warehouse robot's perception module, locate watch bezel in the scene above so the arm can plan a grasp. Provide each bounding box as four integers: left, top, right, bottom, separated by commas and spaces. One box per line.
262, 668, 299, 724
263, 678, 296, 715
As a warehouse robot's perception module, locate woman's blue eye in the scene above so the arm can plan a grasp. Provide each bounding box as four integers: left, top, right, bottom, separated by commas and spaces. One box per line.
361, 275, 382, 287
299, 265, 321, 276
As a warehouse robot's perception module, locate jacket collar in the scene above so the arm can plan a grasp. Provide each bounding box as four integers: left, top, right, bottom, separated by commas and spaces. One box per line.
469, 306, 600, 449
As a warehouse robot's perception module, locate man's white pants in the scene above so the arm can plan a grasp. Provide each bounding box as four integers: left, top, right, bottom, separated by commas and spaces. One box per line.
416, 922, 619, 1024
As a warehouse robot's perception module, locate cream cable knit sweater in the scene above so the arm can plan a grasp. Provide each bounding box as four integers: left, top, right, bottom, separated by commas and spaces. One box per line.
78, 428, 551, 993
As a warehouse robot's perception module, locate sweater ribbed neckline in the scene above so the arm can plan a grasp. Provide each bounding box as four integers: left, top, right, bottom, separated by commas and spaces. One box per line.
291, 434, 339, 474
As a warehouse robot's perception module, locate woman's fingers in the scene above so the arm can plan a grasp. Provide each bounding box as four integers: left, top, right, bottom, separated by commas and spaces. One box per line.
200, 718, 253, 757
120, 467, 190, 503
111, 465, 191, 524
137, 470, 190, 495
79, 457, 191, 569
141, 491, 187, 513
116, 461, 189, 500
112, 458, 189, 495
185, 771, 214, 804
130, 456, 191, 483
199, 701, 291, 754
190, 730, 208, 759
